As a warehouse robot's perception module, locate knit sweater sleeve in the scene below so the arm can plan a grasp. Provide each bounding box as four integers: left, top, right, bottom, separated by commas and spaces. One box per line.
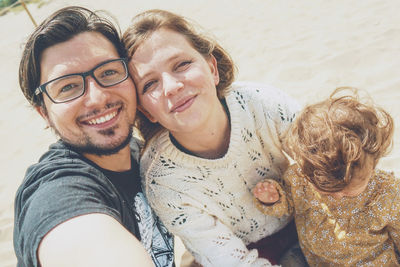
145, 182, 277, 267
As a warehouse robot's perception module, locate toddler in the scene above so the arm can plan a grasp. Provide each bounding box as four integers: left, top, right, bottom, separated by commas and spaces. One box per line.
253, 87, 400, 266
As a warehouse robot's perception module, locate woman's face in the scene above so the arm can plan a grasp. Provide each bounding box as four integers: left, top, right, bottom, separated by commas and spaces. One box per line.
129, 28, 220, 136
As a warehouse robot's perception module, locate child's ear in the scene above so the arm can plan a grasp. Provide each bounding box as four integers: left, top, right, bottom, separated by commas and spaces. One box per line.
138, 105, 157, 123
35, 105, 51, 128
207, 54, 220, 86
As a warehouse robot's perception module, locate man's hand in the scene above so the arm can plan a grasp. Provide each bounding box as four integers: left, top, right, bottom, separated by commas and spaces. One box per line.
253, 181, 280, 204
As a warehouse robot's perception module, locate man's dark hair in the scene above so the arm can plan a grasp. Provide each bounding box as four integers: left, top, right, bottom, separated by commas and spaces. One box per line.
19, 6, 126, 107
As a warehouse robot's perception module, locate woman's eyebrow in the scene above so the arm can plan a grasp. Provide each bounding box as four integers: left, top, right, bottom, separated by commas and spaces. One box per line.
134, 53, 184, 82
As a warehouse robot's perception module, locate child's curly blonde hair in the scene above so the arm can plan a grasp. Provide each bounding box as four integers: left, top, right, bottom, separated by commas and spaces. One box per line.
285, 87, 394, 192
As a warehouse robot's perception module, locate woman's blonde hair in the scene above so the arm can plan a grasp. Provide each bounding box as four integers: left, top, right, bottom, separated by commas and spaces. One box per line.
285, 87, 394, 192
123, 9, 236, 143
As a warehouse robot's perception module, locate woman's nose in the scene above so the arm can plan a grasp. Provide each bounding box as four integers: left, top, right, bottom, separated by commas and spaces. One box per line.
162, 73, 183, 97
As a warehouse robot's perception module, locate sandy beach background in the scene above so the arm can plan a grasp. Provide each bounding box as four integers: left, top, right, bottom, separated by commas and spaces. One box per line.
1, 0, 400, 266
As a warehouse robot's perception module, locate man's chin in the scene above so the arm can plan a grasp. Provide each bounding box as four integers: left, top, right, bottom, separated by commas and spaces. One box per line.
62, 131, 133, 157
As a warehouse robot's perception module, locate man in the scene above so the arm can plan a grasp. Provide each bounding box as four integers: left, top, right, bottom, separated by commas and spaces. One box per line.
13, 6, 174, 267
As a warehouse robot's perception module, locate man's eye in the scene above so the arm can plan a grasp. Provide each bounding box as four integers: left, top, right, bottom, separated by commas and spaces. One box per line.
60, 84, 77, 93
52, 83, 79, 98
102, 69, 118, 77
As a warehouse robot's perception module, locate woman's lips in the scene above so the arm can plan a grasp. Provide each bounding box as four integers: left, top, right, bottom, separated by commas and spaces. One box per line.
170, 95, 196, 113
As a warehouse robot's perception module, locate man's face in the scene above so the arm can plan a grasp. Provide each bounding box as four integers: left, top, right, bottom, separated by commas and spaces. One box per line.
38, 32, 137, 156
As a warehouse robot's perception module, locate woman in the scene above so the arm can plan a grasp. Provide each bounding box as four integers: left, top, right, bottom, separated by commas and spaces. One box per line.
123, 10, 302, 266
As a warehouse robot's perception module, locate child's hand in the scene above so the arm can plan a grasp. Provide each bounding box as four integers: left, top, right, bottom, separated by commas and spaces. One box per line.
253, 181, 280, 204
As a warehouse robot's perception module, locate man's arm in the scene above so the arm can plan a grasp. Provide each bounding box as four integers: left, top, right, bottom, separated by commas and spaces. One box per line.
38, 213, 154, 267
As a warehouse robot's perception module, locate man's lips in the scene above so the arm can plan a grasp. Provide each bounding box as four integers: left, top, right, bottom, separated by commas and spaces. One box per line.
80, 107, 121, 127
170, 95, 196, 113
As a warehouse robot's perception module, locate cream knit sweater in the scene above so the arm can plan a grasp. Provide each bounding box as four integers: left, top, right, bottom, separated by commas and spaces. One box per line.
140, 82, 299, 267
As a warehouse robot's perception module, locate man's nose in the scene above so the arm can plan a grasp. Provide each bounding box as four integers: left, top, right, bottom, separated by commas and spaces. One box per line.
84, 76, 108, 106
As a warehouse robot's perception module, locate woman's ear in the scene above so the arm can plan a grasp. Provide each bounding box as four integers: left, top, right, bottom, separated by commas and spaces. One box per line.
138, 105, 158, 123
207, 54, 220, 86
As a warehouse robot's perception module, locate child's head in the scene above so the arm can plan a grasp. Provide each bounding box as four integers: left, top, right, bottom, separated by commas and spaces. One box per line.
285, 87, 394, 193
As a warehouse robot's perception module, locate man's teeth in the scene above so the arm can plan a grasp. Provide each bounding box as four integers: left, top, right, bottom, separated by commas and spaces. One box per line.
88, 111, 117, 125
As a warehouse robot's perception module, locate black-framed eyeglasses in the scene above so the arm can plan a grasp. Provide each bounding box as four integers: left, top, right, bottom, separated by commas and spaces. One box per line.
35, 58, 129, 104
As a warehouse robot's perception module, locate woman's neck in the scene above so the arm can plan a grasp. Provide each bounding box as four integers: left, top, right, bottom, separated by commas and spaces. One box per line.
170, 100, 230, 159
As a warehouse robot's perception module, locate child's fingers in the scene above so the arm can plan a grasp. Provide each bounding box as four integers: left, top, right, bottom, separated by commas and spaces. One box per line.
253, 186, 265, 198
253, 181, 281, 203
264, 182, 276, 191
254, 182, 266, 195
262, 182, 279, 202
256, 182, 266, 190
268, 190, 279, 202
253, 186, 267, 201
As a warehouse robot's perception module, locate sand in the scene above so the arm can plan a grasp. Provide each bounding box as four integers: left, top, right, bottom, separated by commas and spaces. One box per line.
1, 0, 400, 266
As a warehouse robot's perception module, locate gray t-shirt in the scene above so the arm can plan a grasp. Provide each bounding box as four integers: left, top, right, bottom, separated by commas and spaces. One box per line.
13, 140, 174, 267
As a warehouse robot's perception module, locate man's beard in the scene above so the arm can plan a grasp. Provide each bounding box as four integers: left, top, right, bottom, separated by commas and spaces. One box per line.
43, 100, 135, 157
63, 126, 133, 156
52, 123, 134, 157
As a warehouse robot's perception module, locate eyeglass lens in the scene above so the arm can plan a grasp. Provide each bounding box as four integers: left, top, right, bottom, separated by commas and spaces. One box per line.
46, 59, 127, 103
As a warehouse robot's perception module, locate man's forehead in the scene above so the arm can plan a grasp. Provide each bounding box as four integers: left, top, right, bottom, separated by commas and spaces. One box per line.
40, 32, 119, 80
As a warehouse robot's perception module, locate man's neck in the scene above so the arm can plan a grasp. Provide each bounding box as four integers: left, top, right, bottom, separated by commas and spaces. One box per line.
83, 145, 132, 172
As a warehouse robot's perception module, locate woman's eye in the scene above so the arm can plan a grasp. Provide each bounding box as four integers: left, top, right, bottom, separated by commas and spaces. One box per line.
143, 80, 157, 93
175, 60, 192, 71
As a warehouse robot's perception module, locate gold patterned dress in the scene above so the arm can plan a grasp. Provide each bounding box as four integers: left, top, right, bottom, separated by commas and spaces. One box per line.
255, 165, 400, 266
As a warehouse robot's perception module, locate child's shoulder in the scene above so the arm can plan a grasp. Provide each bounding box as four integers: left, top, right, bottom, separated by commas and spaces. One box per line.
283, 164, 308, 185
374, 169, 398, 186
369, 169, 400, 217
370, 169, 400, 202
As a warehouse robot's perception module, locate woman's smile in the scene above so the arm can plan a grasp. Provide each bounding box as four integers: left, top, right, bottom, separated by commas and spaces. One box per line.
169, 95, 197, 113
